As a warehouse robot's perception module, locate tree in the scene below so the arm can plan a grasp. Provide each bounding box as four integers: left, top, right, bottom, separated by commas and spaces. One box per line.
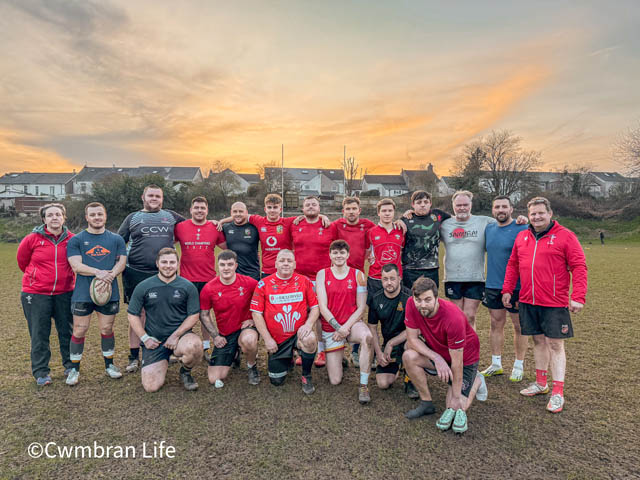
208, 160, 241, 202
614, 122, 640, 176
454, 130, 541, 196
257, 161, 292, 194
451, 143, 485, 192
343, 156, 360, 197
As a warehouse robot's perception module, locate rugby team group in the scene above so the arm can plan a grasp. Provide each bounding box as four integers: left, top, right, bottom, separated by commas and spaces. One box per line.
17, 185, 587, 434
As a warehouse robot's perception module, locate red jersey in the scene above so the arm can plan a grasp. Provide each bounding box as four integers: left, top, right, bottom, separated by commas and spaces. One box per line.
404, 297, 480, 366
250, 273, 318, 344
367, 225, 405, 279
249, 215, 295, 274
174, 220, 224, 282
329, 218, 375, 271
320, 267, 363, 332
200, 274, 258, 336
291, 218, 334, 280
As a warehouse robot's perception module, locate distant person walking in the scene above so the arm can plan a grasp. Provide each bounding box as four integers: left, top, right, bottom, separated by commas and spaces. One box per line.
599, 231, 605, 245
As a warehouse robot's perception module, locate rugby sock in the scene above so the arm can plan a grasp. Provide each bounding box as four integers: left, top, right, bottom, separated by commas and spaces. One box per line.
552, 380, 564, 396
360, 372, 369, 385
513, 359, 524, 370
352, 343, 360, 354
300, 351, 316, 376
536, 369, 548, 387
70, 335, 85, 370
203, 340, 211, 350
101, 333, 115, 368
317, 341, 325, 353
180, 365, 192, 375
129, 347, 139, 361
492, 355, 502, 367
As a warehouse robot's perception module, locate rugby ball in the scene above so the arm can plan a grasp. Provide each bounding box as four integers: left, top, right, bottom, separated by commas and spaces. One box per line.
90, 278, 112, 306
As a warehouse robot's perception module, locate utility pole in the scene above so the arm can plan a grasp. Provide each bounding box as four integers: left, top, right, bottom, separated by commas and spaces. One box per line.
281, 144, 284, 202
343, 145, 346, 194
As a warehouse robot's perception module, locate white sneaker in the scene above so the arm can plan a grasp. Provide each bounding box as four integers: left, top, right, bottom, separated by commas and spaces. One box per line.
66, 368, 80, 386
510, 366, 524, 382
105, 364, 123, 379
476, 373, 488, 401
546, 393, 565, 413
125, 359, 139, 373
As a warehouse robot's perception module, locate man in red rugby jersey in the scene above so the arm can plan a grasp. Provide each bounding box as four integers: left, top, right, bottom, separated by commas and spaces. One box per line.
316, 240, 372, 404
251, 250, 319, 394
200, 250, 260, 387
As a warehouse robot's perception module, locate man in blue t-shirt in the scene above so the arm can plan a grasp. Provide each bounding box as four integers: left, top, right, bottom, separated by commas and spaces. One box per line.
481, 196, 529, 382
66, 203, 127, 385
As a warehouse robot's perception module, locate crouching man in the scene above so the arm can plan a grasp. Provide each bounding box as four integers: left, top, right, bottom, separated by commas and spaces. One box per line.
127, 248, 203, 392
402, 277, 487, 433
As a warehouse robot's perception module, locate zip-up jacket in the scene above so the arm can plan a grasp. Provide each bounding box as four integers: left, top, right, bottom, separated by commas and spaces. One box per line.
502, 221, 587, 307
17, 224, 75, 295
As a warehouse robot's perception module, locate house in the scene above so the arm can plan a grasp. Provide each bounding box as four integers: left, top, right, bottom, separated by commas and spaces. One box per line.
437, 176, 457, 196
72, 166, 203, 195
401, 165, 440, 192
264, 168, 345, 196
0, 172, 76, 200
361, 175, 409, 197
207, 169, 260, 194
587, 172, 637, 197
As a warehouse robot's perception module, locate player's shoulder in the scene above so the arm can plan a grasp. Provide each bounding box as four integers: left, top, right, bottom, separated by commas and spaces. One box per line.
237, 273, 259, 287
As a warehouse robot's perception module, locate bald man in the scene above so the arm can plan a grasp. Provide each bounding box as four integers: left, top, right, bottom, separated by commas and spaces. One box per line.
221, 202, 261, 281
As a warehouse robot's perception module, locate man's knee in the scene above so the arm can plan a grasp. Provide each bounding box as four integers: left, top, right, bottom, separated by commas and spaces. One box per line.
142, 375, 164, 393
402, 348, 420, 366
240, 332, 258, 351
269, 374, 287, 386
300, 333, 317, 352
546, 338, 564, 352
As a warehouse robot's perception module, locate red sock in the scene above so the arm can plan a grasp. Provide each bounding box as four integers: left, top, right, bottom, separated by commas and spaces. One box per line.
552, 380, 564, 396
536, 369, 548, 387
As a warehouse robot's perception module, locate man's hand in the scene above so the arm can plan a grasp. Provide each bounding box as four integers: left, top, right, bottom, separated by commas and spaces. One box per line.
293, 215, 305, 225
264, 337, 278, 354
163, 333, 179, 350
569, 300, 584, 313
241, 319, 255, 329
393, 220, 407, 233
515, 215, 528, 225
449, 395, 465, 411
297, 323, 312, 339
433, 355, 452, 383
382, 343, 394, 364
402, 209, 414, 220
502, 293, 512, 309
320, 214, 330, 228
332, 324, 350, 342
143, 336, 161, 350
213, 334, 227, 349
94, 270, 115, 285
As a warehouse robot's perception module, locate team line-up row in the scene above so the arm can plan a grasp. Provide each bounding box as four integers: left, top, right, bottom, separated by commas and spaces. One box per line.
17, 188, 587, 433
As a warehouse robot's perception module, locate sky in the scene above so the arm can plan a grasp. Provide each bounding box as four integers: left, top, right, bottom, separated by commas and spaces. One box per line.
1, 0, 639, 177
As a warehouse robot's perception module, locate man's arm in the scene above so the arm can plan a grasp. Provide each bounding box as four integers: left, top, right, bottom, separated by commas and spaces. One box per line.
67, 255, 118, 285
128, 313, 160, 349
298, 306, 319, 339
315, 270, 337, 325
252, 311, 277, 353
406, 327, 451, 382
336, 271, 367, 339
566, 232, 588, 311
448, 348, 465, 411
502, 242, 521, 308
164, 313, 200, 350
367, 322, 386, 363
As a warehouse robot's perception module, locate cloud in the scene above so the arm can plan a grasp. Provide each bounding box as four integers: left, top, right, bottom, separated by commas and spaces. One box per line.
0, 129, 78, 172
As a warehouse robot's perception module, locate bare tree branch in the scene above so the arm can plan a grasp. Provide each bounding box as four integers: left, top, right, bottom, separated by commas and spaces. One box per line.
614, 122, 640, 176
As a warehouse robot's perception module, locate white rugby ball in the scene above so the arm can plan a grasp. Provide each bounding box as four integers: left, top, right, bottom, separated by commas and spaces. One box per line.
90, 278, 112, 306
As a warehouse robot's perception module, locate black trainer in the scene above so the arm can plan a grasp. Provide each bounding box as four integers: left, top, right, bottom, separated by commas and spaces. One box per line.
405, 400, 436, 419
301, 375, 315, 395
248, 365, 260, 385
180, 368, 198, 391
405, 380, 420, 399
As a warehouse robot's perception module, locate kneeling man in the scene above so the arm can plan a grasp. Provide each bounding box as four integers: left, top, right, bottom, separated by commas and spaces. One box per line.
200, 250, 260, 387
128, 248, 202, 392
316, 240, 372, 404
403, 277, 487, 433
251, 250, 319, 394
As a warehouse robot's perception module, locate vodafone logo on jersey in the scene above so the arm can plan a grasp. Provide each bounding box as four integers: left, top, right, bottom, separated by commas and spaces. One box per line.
266, 236, 277, 247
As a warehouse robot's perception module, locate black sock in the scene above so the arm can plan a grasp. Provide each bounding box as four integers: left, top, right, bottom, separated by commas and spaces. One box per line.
180, 365, 191, 375
129, 348, 139, 361
300, 351, 315, 376
101, 333, 115, 368
417, 400, 435, 413
70, 335, 85, 371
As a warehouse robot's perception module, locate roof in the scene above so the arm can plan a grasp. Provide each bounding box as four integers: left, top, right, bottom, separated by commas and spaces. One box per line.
363, 174, 406, 185
265, 167, 344, 182
237, 173, 260, 183
589, 172, 634, 183
346, 178, 363, 190
74, 166, 202, 183
0, 172, 75, 184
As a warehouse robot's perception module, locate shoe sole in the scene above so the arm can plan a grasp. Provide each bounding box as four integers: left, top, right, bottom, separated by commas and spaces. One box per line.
481, 370, 504, 377
452, 424, 468, 434
520, 388, 549, 397
436, 422, 453, 431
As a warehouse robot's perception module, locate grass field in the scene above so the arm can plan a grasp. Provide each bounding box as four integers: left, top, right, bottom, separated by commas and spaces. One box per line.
1, 242, 639, 479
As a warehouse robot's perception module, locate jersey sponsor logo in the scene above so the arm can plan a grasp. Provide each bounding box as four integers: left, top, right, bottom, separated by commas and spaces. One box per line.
257, 280, 265, 288
380, 246, 398, 263
451, 228, 478, 239
374, 236, 380, 240
245, 228, 252, 235
238, 287, 245, 296
261, 227, 267, 232
277, 225, 283, 234
84, 241, 90, 246
85, 245, 111, 261
173, 290, 182, 298
269, 292, 303, 304
347, 278, 353, 289
548, 234, 556, 245
454, 339, 464, 344
141, 225, 171, 234
395, 234, 400, 240
326, 281, 331, 286
218, 291, 222, 297
561, 324, 569, 334
274, 304, 301, 333
148, 292, 158, 299
266, 236, 277, 247
228, 229, 235, 234
431, 213, 438, 222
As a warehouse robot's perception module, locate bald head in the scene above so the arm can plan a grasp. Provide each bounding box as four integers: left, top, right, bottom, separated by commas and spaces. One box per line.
230, 202, 248, 225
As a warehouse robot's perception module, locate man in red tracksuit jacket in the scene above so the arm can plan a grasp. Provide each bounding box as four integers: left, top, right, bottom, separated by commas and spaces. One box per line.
502, 196, 587, 414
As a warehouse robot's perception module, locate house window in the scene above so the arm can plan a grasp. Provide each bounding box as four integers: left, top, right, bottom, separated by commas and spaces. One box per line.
24, 185, 28, 193
80, 183, 87, 193
50, 186, 55, 195
35, 186, 39, 195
